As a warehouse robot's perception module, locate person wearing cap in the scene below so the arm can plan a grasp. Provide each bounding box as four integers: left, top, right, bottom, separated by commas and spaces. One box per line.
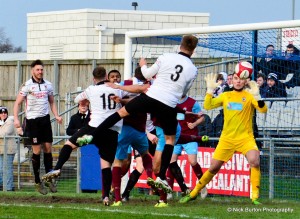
0, 106, 16, 191
265, 73, 287, 100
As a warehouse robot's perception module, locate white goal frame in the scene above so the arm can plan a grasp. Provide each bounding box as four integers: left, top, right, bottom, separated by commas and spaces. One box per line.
124, 20, 300, 79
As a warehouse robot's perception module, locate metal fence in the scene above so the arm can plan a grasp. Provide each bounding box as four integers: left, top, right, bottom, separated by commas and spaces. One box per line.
1, 136, 79, 193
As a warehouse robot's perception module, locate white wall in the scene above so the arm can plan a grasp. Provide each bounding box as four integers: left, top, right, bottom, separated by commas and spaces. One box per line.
27, 9, 209, 60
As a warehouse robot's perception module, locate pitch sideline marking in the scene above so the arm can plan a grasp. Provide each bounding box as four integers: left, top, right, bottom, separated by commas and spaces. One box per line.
0, 203, 212, 219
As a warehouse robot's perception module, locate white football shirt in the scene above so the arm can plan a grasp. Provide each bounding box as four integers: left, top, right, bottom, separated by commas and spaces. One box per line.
141, 53, 198, 108
19, 78, 54, 119
74, 82, 126, 133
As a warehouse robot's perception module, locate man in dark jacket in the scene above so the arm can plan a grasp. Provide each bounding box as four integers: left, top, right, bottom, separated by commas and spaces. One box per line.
283, 44, 300, 88
66, 101, 90, 136
256, 44, 284, 80
265, 73, 287, 98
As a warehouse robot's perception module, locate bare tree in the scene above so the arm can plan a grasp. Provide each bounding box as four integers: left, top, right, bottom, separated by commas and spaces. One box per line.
0, 27, 22, 53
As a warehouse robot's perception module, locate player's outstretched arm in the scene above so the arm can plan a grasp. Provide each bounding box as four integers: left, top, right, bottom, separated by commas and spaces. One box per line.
106, 82, 150, 93
140, 57, 160, 79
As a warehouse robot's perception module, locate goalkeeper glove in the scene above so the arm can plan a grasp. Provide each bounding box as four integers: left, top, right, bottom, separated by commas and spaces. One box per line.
246, 81, 261, 101
204, 73, 221, 95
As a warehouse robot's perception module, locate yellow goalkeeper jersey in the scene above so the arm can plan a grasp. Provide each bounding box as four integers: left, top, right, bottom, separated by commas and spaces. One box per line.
204, 90, 267, 141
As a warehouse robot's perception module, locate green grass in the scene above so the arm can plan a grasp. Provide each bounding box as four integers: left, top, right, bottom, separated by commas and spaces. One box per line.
0, 192, 299, 219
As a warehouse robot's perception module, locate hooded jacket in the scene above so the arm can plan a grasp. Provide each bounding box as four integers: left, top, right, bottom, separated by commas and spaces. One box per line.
0, 116, 17, 154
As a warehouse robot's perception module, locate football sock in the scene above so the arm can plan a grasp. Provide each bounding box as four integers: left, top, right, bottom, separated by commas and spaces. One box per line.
166, 168, 174, 189
251, 167, 261, 200
142, 153, 153, 178
158, 188, 167, 202
91, 112, 121, 137
112, 167, 122, 202
54, 145, 73, 170
120, 159, 131, 177
169, 161, 188, 192
190, 171, 215, 198
32, 153, 41, 184
158, 144, 173, 180
192, 163, 203, 179
148, 130, 157, 156
122, 169, 141, 198
43, 152, 53, 173
101, 167, 112, 199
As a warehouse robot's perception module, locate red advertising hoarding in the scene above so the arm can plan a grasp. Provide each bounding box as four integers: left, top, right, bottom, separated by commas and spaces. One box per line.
131, 147, 250, 197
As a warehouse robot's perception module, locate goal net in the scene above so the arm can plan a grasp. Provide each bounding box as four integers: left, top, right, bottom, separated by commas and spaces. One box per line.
124, 20, 300, 200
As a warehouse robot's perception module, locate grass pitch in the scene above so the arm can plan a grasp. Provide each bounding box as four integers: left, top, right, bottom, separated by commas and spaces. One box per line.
0, 192, 299, 219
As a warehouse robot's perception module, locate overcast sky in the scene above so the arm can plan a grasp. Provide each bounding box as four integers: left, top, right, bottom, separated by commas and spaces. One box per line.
0, 0, 299, 49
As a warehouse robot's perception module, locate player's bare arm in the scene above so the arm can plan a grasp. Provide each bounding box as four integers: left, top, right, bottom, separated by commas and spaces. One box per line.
49, 95, 63, 124
13, 94, 26, 129
106, 82, 150, 93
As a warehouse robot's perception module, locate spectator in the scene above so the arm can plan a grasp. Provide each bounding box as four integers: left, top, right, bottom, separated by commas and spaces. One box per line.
256, 44, 284, 80
213, 72, 228, 97
212, 71, 233, 139
256, 73, 267, 98
265, 73, 287, 108
254, 73, 267, 149
283, 44, 300, 88
66, 100, 93, 193
198, 114, 213, 138
265, 73, 287, 98
66, 101, 90, 136
0, 106, 16, 191
285, 43, 300, 58
223, 72, 233, 92
211, 109, 225, 141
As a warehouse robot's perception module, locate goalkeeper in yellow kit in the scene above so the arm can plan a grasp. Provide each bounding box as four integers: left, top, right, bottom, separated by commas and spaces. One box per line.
180, 72, 267, 205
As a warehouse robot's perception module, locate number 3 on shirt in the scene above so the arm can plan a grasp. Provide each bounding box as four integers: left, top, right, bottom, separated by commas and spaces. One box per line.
171, 65, 183, 81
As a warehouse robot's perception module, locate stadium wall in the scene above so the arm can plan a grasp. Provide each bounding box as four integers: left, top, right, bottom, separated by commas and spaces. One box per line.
27, 9, 209, 60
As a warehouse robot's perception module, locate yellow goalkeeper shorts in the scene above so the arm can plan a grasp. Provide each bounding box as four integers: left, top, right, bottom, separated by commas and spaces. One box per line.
213, 137, 259, 162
